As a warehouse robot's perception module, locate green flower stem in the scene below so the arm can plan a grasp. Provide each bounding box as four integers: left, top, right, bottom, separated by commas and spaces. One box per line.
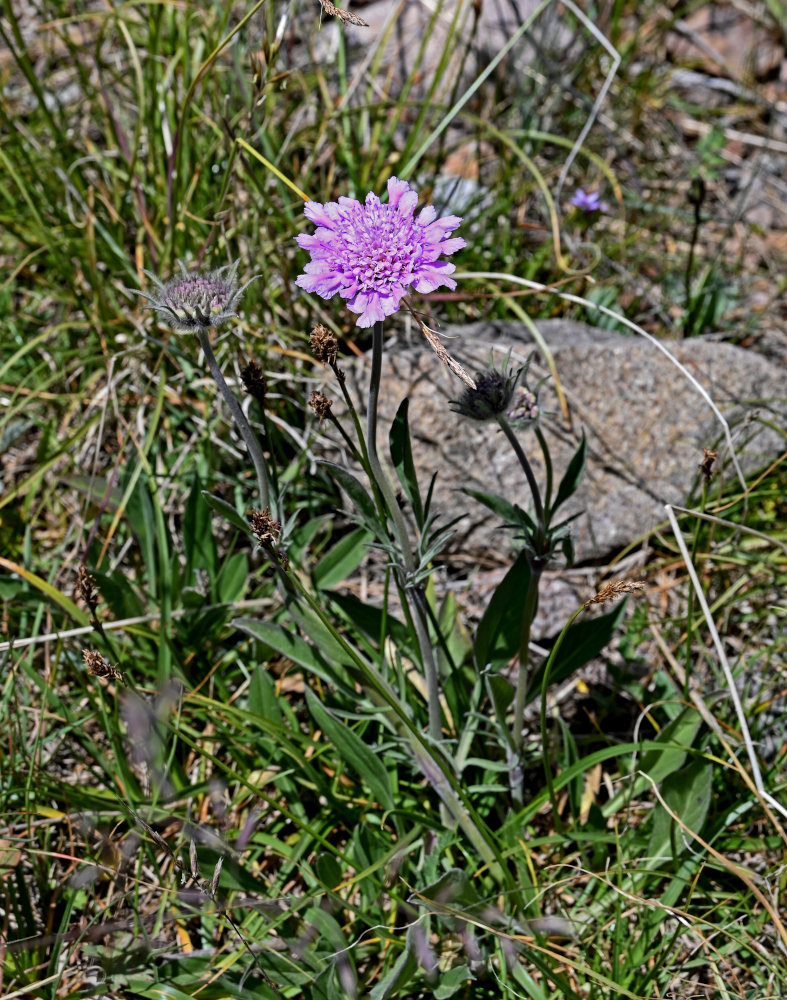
539, 605, 584, 834
197, 327, 273, 516
326, 408, 364, 463
496, 413, 545, 546
326, 361, 426, 665
366, 322, 442, 745
496, 414, 549, 791
269, 555, 503, 881
331, 362, 374, 473
258, 405, 281, 505
535, 425, 553, 519
511, 564, 543, 773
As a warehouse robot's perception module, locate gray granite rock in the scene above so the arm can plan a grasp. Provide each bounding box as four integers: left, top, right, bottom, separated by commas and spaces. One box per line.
328, 319, 786, 564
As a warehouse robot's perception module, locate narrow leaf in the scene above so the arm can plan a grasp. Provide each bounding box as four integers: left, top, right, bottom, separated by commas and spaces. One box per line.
234, 618, 334, 677
184, 474, 217, 581
0, 557, 89, 626
201, 490, 252, 535
319, 461, 377, 524
370, 921, 421, 1000
313, 528, 373, 589
306, 689, 394, 811
550, 430, 586, 516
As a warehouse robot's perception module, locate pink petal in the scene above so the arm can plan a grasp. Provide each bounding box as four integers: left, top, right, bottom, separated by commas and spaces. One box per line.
416, 205, 437, 226
437, 237, 466, 256
386, 177, 411, 207
296, 271, 345, 297
411, 262, 457, 293
303, 201, 340, 228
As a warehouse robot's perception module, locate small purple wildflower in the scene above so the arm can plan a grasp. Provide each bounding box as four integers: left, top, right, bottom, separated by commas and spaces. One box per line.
295, 177, 466, 328
570, 188, 608, 214
130, 259, 257, 333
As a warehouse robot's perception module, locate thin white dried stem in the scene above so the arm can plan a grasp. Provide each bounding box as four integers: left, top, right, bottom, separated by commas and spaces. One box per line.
555, 0, 621, 200
669, 503, 787, 556
664, 503, 787, 824
0, 598, 275, 653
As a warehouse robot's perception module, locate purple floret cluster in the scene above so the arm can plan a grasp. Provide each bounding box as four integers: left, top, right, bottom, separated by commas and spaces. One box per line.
295, 177, 466, 328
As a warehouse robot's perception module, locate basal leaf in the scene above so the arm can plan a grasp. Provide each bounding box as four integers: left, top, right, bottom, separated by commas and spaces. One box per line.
201, 489, 252, 535
648, 755, 712, 863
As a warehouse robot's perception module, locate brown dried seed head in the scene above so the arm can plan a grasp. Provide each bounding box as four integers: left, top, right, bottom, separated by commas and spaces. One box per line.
82, 648, 123, 682
699, 447, 718, 483
585, 580, 645, 608
309, 390, 333, 423
250, 507, 281, 545
310, 324, 338, 365
75, 566, 99, 612
241, 359, 267, 404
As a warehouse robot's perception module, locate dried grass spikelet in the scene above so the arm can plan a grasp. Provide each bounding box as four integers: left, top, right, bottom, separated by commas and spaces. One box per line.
75, 565, 100, 613
585, 580, 645, 608
699, 447, 718, 482
419, 320, 476, 388
317, 0, 369, 26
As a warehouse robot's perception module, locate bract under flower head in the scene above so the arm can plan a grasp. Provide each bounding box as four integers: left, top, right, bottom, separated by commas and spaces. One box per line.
131, 259, 256, 333
295, 177, 466, 329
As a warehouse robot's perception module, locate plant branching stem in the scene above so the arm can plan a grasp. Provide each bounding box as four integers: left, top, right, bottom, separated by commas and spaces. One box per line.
539, 606, 584, 834
197, 327, 272, 515
511, 565, 543, 766
366, 322, 442, 744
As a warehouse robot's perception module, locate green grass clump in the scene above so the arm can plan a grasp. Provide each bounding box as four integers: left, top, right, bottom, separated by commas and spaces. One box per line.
2, 0, 786, 997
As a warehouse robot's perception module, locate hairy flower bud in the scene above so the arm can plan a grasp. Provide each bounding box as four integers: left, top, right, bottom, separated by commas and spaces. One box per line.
128, 259, 258, 333
450, 366, 521, 422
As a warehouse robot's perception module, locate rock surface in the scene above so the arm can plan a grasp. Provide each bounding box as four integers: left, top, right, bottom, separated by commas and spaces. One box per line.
328, 319, 786, 565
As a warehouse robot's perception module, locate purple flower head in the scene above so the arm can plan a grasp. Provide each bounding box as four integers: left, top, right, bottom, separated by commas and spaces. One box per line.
295, 177, 466, 328
570, 188, 608, 214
